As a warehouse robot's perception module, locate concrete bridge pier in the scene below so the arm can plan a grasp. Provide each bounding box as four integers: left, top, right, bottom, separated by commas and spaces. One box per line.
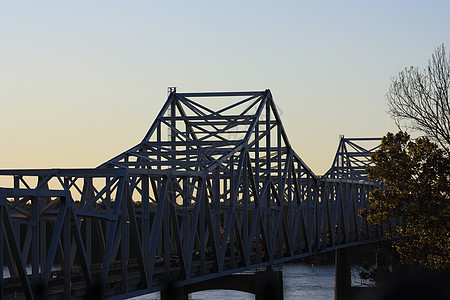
160, 268, 284, 300
335, 248, 352, 300
334, 244, 393, 299
160, 281, 187, 300
254, 269, 284, 300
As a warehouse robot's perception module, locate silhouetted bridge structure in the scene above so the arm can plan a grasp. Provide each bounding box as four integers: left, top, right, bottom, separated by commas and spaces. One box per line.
0, 90, 386, 299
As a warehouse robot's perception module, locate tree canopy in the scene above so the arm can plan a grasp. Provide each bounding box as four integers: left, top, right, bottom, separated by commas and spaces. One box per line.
361, 131, 450, 271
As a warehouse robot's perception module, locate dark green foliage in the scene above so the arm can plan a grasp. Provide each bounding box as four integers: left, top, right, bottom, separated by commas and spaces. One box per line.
360, 131, 450, 271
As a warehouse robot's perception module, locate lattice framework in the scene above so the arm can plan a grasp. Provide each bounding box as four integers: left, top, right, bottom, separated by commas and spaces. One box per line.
0, 90, 385, 299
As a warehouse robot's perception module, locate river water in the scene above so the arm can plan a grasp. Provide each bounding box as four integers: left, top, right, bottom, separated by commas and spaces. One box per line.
132, 263, 367, 300
2, 263, 367, 299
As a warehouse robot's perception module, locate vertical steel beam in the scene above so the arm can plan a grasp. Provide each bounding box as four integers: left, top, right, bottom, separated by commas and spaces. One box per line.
40, 206, 46, 278
147, 177, 167, 287
214, 169, 220, 264
84, 177, 94, 265
199, 179, 206, 275
243, 153, 249, 264
120, 183, 129, 294
183, 177, 188, 259
42, 196, 68, 294
265, 100, 272, 258
163, 176, 171, 281
0, 193, 4, 300
31, 196, 39, 286
255, 120, 260, 195
70, 206, 93, 293
277, 110, 282, 200
1, 191, 34, 299
13, 176, 20, 254
100, 175, 125, 291
142, 175, 150, 276
63, 197, 71, 300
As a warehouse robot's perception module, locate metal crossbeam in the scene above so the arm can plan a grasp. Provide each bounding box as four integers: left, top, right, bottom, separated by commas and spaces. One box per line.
323, 137, 382, 179
0, 90, 386, 299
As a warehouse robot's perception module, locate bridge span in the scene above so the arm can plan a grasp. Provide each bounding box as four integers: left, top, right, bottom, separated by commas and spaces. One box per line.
0, 90, 387, 299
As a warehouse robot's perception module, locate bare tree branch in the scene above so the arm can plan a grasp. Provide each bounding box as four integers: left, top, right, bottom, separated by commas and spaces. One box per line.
387, 44, 450, 156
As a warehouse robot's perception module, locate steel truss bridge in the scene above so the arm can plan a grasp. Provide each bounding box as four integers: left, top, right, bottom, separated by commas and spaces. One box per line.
0, 90, 385, 299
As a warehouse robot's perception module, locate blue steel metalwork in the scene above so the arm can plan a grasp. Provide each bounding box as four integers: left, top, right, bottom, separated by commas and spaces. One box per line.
324, 137, 381, 179
0, 90, 385, 299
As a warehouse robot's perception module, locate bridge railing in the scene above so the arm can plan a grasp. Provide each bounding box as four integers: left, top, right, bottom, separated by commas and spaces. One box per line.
0, 167, 384, 299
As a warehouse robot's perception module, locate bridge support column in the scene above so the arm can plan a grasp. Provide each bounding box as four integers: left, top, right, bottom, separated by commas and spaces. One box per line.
255, 270, 284, 300
161, 282, 188, 300
335, 248, 352, 300
164, 269, 284, 300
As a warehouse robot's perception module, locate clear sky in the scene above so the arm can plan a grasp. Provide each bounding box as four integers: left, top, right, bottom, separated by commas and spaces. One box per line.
1, 1, 450, 175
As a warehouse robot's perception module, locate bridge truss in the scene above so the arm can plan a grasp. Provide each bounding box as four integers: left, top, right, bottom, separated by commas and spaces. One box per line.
0, 90, 384, 299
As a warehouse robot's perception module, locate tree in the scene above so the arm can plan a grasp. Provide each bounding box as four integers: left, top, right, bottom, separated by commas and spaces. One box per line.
361, 131, 450, 271
387, 44, 450, 156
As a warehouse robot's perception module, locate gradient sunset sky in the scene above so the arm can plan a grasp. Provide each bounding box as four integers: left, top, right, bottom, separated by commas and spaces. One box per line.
1, 1, 450, 175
